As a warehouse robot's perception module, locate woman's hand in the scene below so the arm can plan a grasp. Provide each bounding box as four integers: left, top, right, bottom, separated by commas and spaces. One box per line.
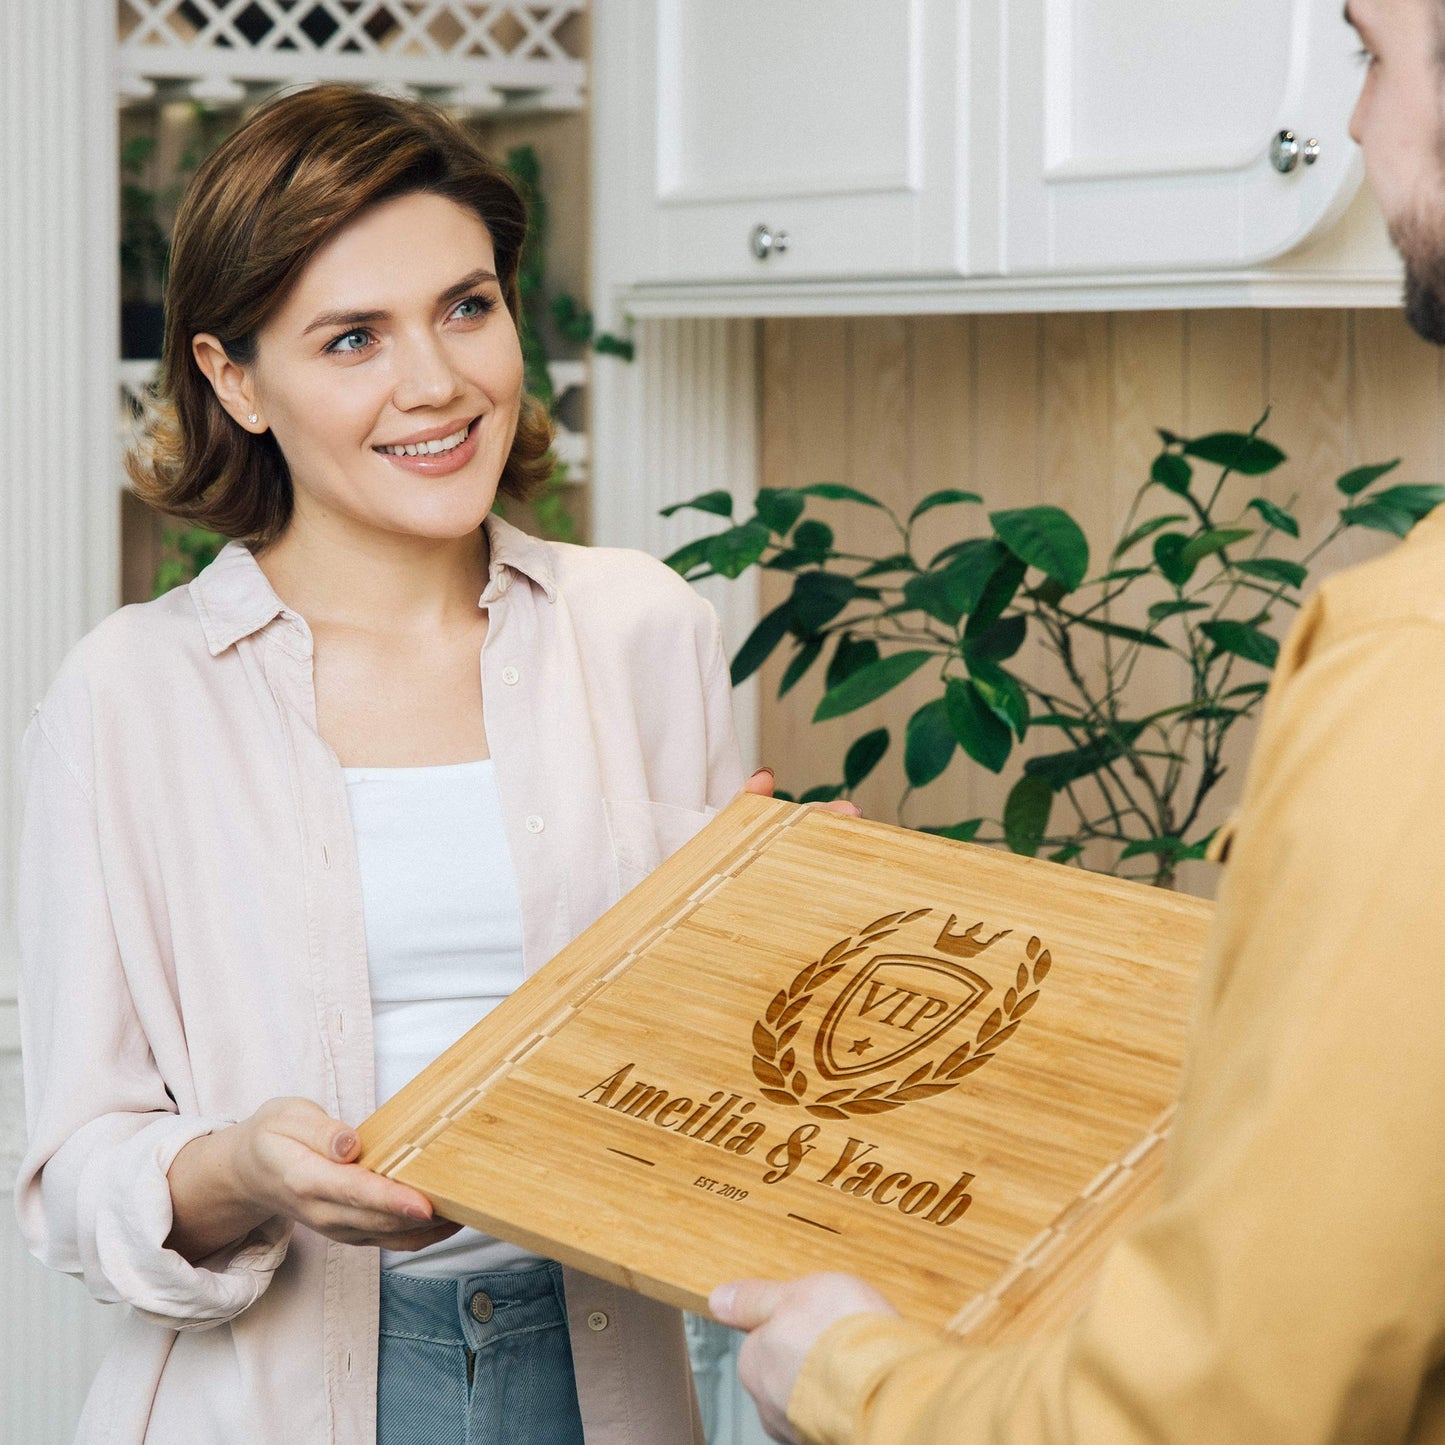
166, 1097, 459, 1263
744, 767, 863, 820
709, 1274, 899, 1444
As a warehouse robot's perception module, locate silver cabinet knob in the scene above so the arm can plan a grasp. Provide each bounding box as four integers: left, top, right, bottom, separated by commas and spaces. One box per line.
1271, 129, 1321, 173
750, 223, 789, 260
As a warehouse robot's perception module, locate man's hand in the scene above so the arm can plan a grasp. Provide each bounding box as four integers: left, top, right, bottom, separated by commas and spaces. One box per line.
710, 1273, 898, 1443
744, 767, 863, 820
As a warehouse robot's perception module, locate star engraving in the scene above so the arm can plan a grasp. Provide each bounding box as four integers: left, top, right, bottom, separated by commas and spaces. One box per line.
848, 1037, 874, 1056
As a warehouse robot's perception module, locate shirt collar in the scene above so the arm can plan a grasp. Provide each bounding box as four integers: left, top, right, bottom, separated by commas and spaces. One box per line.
190, 511, 558, 658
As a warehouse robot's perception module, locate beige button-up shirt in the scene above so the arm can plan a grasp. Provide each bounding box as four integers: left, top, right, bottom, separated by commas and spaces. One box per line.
788, 505, 1445, 1444
15, 515, 742, 1444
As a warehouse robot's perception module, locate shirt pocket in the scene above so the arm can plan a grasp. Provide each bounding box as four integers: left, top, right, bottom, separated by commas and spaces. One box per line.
602, 797, 715, 902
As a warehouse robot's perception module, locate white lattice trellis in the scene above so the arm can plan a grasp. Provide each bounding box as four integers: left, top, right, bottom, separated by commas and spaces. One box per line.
117, 0, 586, 111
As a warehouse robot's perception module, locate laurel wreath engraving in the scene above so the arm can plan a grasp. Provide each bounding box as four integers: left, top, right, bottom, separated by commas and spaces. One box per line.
751, 914, 1052, 1119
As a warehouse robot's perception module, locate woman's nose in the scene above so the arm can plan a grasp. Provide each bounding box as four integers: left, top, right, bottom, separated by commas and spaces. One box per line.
390, 329, 463, 411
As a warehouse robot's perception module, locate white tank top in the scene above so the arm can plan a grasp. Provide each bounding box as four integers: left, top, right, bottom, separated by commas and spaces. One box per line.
343, 758, 543, 1275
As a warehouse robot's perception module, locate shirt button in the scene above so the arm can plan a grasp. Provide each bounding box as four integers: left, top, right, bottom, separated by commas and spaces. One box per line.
586, 1310, 609, 1332
502, 665, 520, 686
469, 1290, 494, 1323
525, 814, 545, 834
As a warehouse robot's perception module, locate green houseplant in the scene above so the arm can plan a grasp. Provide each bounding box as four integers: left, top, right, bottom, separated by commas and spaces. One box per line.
664, 416, 1445, 887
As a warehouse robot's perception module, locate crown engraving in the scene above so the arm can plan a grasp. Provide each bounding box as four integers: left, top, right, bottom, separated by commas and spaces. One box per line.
933, 916, 1012, 960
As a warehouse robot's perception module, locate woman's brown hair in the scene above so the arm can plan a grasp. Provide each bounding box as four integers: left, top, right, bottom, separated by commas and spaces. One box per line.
126, 83, 553, 546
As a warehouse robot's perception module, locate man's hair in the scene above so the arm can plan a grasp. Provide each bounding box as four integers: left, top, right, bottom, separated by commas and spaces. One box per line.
126, 84, 553, 545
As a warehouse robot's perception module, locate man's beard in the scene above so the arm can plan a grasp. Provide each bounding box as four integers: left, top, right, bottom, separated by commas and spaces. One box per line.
1392, 209, 1445, 344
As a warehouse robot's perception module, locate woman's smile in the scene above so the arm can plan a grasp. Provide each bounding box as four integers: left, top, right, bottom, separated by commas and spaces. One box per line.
374, 415, 483, 475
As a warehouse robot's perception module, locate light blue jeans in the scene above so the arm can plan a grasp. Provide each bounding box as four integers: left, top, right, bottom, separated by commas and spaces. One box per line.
376, 1262, 585, 1445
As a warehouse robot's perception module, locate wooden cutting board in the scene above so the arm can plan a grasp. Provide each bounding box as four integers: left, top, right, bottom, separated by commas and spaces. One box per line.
358, 793, 1211, 1337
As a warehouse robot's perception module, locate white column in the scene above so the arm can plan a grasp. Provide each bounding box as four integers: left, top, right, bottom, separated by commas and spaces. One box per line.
1, 4, 122, 1439
0, 0, 120, 1025
589, 318, 763, 771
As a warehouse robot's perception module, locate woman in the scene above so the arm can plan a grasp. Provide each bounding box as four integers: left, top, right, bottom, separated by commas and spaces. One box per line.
15, 83, 753, 1444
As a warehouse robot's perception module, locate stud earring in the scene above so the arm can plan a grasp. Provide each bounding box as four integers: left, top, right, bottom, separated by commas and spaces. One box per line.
246, 413, 259, 425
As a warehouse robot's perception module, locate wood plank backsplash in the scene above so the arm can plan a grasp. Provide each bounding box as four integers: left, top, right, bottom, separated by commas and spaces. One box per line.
756, 310, 1444, 896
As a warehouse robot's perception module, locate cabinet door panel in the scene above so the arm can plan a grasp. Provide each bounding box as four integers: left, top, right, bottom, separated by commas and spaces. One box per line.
1004, 0, 1366, 272
625, 0, 965, 284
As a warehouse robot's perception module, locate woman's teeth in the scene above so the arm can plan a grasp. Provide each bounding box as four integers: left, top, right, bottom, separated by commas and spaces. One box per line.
378, 422, 471, 457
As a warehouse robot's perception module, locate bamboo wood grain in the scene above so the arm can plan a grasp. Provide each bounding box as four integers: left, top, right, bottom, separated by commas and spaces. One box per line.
359, 795, 1211, 1333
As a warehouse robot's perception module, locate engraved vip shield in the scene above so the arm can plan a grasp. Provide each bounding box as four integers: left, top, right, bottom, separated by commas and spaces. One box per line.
814, 954, 991, 1081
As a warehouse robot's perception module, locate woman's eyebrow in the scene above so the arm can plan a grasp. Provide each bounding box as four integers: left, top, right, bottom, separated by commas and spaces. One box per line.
301, 267, 501, 336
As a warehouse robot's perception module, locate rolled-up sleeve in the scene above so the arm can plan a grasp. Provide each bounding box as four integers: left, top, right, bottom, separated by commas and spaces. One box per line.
13, 713, 289, 1330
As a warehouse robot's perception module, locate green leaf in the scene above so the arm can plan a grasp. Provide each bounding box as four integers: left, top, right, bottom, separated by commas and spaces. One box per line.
970, 663, 1030, 739
798, 483, 886, 509
779, 636, 824, 697
943, 678, 1013, 774
1024, 724, 1144, 790
1149, 599, 1209, 623
1246, 498, 1300, 538
1368, 483, 1445, 519
1003, 776, 1053, 858
1235, 558, 1308, 589
1114, 513, 1189, 558
1336, 459, 1400, 496
791, 519, 835, 560
990, 506, 1090, 592
1339, 502, 1414, 537
825, 636, 880, 691
731, 601, 794, 686
1153, 532, 1194, 587
662, 536, 712, 576
814, 650, 934, 721
790, 571, 856, 632
1050, 844, 1085, 864
943, 540, 1010, 616
844, 728, 890, 789
706, 521, 772, 579
964, 613, 1027, 666
1223, 681, 1270, 699
857, 552, 920, 578
1150, 454, 1193, 495
660, 490, 734, 519
922, 820, 984, 843
1199, 619, 1279, 668
902, 571, 964, 627
754, 487, 806, 536
1182, 432, 1286, 475
1119, 836, 1189, 861
1179, 527, 1253, 573
909, 489, 983, 523
1070, 616, 1172, 650
905, 698, 957, 787
799, 784, 846, 804
966, 552, 1028, 631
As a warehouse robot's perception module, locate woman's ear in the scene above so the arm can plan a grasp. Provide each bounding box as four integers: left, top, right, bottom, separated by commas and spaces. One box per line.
191, 333, 265, 432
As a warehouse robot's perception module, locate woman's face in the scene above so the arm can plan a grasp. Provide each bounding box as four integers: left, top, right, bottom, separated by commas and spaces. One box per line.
241, 190, 524, 543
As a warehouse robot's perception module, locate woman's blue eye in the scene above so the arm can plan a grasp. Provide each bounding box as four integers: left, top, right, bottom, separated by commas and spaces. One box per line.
327, 328, 371, 354
453, 294, 495, 320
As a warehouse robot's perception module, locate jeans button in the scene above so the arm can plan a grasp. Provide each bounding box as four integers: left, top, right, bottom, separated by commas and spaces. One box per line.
469, 1290, 494, 1323
586, 1310, 609, 1332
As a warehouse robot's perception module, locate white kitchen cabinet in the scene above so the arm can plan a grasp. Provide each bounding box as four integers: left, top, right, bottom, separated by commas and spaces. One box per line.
594, 0, 1397, 313
1001, 0, 1366, 273
614, 0, 970, 284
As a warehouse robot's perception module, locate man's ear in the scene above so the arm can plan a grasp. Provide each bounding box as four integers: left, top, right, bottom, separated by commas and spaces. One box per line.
191, 333, 266, 432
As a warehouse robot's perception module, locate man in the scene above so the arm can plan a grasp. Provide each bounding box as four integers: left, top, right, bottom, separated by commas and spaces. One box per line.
711, 3, 1445, 1440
